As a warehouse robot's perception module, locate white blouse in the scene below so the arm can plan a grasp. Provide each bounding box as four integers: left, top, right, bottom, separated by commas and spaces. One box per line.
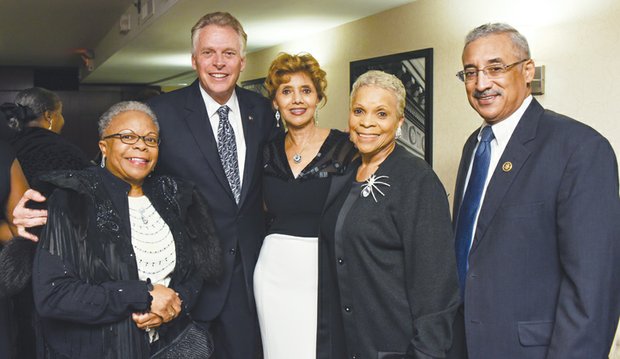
128, 195, 176, 287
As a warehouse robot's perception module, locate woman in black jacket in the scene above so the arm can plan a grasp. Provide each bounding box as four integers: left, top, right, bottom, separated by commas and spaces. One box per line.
317, 71, 462, 359
32, 101, 222, 358
8, 87, 91, 182
0, 140, 29, 359
2, 88, 91, 359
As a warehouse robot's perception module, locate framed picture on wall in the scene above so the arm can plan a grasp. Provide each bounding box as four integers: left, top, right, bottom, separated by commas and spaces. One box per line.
350, 48, 433, 165
240, 77, 268, 98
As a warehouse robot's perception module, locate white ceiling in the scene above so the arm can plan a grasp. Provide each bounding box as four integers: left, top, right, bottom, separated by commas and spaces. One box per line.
0, 0, 416, 87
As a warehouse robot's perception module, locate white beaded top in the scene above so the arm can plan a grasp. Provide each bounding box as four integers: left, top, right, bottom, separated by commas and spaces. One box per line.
128, 195, 176, 287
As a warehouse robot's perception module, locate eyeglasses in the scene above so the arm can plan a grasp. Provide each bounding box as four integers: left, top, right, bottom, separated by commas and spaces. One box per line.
103, 131, 160, 147
456, 59, 530, 83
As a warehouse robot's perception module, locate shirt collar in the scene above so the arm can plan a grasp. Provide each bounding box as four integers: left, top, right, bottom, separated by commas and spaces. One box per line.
198, 85, 239, 118
478, 95, 532, 147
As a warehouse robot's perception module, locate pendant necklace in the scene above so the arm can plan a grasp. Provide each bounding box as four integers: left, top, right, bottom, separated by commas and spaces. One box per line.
138, 207, 149, 225
289, 128, 315, 164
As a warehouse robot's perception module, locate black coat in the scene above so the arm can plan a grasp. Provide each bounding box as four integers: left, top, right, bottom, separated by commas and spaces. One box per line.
317, 145, 461, 359
9, 127, 91, 184
32, 167, 222, 359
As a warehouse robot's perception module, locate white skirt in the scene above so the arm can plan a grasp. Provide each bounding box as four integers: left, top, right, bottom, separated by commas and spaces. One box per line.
253, 233, 318, 359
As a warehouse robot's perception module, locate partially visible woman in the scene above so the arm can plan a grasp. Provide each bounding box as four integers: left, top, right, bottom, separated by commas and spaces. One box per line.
3, 89, 90, 359
317, 71, 461, 358
8, 87, 90, 183
0, 139, 29, 359
253, 52, 355, 359
0, 140, 29, 243
31, 101, 222, 358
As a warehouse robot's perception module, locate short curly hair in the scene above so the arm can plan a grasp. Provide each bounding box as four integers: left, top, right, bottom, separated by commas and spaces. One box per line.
98, 101, 158, 138
351, 70, 406, 119
264, 52, 327, 106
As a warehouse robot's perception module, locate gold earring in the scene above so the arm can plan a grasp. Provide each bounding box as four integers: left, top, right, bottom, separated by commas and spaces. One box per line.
48, 119, 53, 130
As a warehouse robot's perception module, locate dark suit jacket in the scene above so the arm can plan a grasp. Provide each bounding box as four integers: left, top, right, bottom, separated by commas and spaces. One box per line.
453, 98, 620, 359
148, 80, 278, 321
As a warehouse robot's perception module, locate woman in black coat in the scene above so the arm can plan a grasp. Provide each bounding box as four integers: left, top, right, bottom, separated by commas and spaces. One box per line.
32, 101, 222, 358
8, 87, 91, 183
317, 71, 462, 359
0, 140, 29, 359
2, 88, 90, 359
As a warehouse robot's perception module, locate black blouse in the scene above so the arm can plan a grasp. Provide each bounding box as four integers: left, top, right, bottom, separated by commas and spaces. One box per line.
262, 129, 356, 237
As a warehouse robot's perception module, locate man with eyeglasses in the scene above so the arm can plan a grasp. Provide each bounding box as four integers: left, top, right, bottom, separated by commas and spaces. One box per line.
452, 23, 620, 359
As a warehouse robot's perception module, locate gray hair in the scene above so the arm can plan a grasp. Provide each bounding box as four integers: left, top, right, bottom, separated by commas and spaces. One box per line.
14, 87, 61, 120
465, 23, 531, 59
191, 12, 247, 56
350, 70, 406, 118
98, 101, 158, 137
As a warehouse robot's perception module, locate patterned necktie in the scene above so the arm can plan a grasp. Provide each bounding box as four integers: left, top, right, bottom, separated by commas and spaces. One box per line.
216, 105, 241, 204
455, 125, 494, 295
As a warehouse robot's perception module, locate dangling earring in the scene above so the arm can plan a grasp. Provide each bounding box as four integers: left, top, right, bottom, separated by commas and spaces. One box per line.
314, 108, 319, 125
48, 119, 53, 130
395, 126, 402, 139
275, 110, 280, 127
100, 155, 106, 168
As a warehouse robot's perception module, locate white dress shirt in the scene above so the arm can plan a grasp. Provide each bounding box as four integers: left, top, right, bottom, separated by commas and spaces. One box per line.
462, 95, 533, 243
199, 86, 246, 187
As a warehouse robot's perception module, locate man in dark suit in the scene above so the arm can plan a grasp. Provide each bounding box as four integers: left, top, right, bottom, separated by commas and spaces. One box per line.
453, 23, 620, 359
147, 12, 279, 359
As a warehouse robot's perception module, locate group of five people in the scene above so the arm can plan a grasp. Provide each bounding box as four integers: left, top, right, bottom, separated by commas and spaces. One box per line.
2, 10, 619, 359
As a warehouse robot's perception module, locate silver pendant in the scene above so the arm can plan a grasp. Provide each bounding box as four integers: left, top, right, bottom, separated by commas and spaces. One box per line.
139, 209, 149, 224
293, 153, 302, 163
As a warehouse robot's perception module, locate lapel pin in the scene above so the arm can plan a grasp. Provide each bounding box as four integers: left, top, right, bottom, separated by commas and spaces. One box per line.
502, 161, 513, 172
248, 115, 254, 121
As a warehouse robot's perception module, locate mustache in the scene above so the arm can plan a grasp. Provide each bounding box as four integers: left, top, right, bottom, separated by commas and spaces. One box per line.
473, 89, 502, 99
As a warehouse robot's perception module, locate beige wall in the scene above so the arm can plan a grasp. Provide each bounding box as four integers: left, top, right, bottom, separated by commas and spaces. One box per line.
240, 0, 620, 202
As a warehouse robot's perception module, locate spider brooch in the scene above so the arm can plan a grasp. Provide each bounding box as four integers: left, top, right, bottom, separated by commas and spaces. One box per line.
360, 174, 390, 202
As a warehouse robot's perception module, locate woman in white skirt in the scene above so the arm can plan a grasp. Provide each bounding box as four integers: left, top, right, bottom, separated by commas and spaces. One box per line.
254, 52, 356, 359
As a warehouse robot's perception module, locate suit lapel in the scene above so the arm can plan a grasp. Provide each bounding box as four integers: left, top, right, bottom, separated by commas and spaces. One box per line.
181, 81, 231, 196
470, 99, 543, 253
453, 133, 478, 228
237, 87, 259, 206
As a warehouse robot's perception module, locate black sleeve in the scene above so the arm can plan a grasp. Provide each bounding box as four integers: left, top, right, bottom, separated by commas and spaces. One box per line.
32, 190, 152, 325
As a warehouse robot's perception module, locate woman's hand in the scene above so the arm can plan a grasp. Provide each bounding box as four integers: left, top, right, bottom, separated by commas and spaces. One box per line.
132, 312, 163, 330
150, 284, 182, 323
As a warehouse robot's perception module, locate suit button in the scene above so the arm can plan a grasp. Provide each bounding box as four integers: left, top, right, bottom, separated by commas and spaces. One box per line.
337, 258, 344, 265
229, 248, 236, 255
344, 306, 352, 313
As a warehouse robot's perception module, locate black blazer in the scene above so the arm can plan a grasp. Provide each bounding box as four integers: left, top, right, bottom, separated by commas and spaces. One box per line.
148, 81, 279, 321
453, 98, 620, 359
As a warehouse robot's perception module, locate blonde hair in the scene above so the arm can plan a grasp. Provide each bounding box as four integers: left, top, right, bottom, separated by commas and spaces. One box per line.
191, 12, 247, 55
